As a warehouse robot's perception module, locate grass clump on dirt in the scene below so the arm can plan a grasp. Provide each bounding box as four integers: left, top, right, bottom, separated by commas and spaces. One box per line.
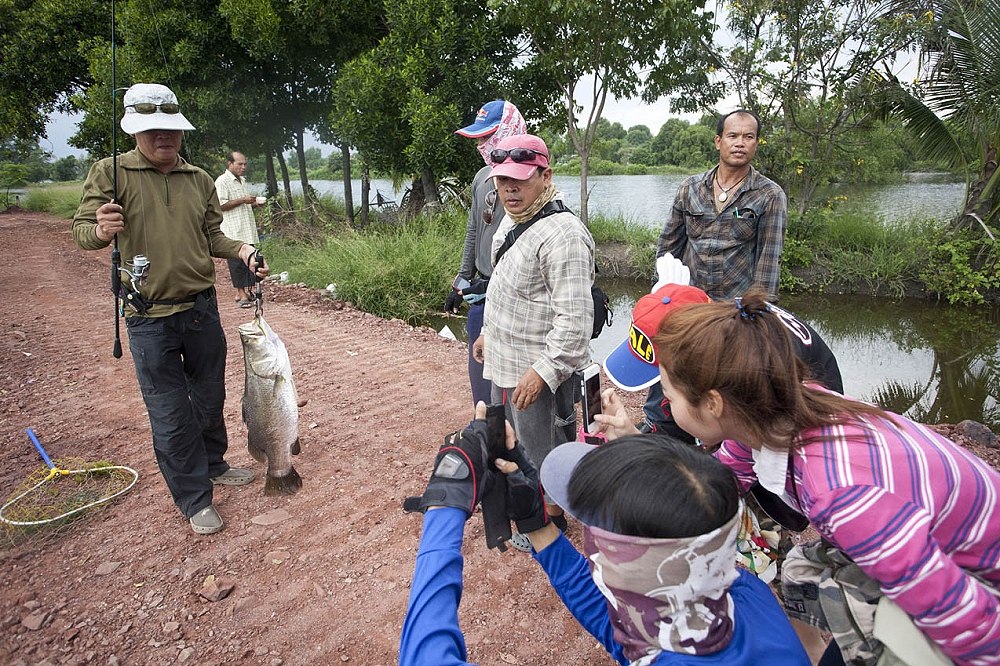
587, 213, 658, 279
263, 207, 466, 323
782, 208, 945, 298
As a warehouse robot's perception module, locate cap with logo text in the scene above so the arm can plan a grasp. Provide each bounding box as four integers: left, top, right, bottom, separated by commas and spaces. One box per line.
602, 284, 711, 391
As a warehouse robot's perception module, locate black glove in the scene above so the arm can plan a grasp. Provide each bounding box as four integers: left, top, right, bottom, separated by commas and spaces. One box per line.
403, 420, 494, 517
444, 291, 463, 313
502, 441, 548, 533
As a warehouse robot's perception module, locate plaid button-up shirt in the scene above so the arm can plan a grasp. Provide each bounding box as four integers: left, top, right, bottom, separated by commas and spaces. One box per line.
214, 169, 259, 245
482, 206, 594, 390
656, 166, 786, 300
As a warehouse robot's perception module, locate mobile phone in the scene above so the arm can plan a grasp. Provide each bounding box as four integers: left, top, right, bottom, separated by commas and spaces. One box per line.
452, 275, 472, 292
579, 363, 602, 434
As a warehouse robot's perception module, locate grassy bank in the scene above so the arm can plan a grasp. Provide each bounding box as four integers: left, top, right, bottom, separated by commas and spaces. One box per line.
20, 182, 998, 316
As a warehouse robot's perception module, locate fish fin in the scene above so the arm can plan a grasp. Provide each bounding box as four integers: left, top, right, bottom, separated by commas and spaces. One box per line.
264, 467, 302, 496
291, 437, 301, 456
247, 433, 267, 464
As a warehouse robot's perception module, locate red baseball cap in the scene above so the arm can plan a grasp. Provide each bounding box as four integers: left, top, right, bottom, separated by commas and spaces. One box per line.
488, 134, 550, 181
602, 284, 711, 391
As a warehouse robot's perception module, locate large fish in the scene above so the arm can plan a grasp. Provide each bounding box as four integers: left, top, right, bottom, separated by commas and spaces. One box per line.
238, 315, 302, 496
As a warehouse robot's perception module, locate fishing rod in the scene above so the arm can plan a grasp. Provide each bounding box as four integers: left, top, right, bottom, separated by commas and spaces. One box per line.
110, 0, 122, 359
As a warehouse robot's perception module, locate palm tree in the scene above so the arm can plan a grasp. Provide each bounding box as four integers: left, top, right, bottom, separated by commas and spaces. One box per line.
875, 0, 999, 232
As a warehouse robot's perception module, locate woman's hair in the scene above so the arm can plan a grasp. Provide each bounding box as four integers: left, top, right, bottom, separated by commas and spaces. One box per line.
567, 435, 739, 538
652, 288, 887, 449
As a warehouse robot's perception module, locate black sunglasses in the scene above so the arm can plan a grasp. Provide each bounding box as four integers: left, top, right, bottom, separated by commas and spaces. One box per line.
490, 147, 546, 164
127, 102, 181, 115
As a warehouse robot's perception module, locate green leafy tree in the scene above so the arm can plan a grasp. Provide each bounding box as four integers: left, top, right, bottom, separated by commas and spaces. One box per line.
51, 155, 85, 182
874, 0, 1000, 231
502, 0, 717, 223
0, 163, 30, 207
332, 0, 526, 211
0, 0, 104, 143
718, 0, 926, 213
625, 125, 652, 146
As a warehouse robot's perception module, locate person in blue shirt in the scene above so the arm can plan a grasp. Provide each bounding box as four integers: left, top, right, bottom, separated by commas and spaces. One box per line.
398, 403, 810, 665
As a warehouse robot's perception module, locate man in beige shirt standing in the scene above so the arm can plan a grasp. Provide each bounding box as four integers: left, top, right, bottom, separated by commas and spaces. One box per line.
215, 151, 264, 307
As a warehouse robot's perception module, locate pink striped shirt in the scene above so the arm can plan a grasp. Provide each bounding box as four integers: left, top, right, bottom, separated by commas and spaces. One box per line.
715, 412, 1000, 666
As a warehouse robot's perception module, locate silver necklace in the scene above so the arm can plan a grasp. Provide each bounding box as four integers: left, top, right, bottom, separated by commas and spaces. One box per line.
715, 173, 746, 202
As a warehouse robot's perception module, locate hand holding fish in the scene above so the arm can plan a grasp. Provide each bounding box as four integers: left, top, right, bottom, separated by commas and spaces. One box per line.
239, 244, 270, 280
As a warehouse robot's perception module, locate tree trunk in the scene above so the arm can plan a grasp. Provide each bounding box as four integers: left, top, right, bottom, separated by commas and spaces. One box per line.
420, 167, 439, 206
579, 148, 590, 225
341, 143, 354, 226
958, 145, 999, 231
404, 177, 426, 219
276, 150, 293, 209
265, 146, 279, 199
360, 164, 371, 228
295, 130, 311, 204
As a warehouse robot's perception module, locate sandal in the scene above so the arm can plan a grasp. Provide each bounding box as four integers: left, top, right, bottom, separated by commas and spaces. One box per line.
238, 299, 253, 308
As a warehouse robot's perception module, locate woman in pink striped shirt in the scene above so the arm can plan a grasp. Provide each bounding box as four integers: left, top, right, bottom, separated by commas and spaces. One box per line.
653, 289, 1000, 666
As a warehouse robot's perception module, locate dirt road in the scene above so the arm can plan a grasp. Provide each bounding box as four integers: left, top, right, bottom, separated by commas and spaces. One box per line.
0, 208, 619, 665
2, 208, 997, 666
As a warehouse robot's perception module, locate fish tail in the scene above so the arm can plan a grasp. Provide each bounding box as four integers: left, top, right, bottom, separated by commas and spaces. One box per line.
264, 467, 302, 496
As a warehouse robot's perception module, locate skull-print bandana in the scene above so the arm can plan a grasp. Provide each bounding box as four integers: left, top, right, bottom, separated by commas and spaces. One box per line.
476, 101, 527, 165
582, 506, 741, 664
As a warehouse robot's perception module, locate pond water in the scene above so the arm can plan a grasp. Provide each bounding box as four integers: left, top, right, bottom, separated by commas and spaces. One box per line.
277, 173, 996, 429
427, 284, 1000, 430
299, 171, 965, 226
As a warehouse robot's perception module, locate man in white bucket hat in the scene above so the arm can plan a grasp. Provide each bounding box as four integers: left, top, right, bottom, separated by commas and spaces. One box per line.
73, 83, 268, 536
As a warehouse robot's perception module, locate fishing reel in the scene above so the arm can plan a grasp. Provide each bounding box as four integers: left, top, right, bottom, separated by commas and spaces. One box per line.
122, 254, 150, 290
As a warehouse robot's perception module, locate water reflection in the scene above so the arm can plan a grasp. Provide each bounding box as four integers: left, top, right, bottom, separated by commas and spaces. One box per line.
783, 293, 1000, 429
428, 284, 1000, 430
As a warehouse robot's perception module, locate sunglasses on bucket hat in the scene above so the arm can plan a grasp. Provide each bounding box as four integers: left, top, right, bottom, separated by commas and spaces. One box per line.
127, 102, 181, 115
489, 147, 546, 164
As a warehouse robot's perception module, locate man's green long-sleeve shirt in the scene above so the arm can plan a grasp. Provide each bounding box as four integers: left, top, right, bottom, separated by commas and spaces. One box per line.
73, 149, 245, 317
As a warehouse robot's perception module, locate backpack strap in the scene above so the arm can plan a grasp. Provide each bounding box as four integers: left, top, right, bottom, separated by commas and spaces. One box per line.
494, 200, 571, 265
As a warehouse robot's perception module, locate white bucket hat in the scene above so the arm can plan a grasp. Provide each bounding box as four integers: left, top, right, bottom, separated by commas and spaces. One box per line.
120, 83, 195, 135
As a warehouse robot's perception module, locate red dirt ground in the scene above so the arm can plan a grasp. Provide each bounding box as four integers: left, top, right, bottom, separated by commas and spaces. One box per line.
1, 208, 997, 666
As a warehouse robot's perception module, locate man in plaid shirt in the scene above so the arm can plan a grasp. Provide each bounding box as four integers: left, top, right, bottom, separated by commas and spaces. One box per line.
472, 134, 594, 531
656, 109, 786, 301
642, 110, 788, 435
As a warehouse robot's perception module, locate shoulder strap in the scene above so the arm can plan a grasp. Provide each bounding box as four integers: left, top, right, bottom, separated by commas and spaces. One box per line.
494, 200, 572, 265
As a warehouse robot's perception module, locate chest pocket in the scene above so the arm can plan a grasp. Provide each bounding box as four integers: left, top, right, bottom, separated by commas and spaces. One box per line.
684, 209, 708, 239
730, 207, 759, 241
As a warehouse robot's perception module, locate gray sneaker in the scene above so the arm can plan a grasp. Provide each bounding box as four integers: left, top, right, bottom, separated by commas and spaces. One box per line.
190, 505, 224, 535
509, 532, 532, 553
211, 467, 255, 486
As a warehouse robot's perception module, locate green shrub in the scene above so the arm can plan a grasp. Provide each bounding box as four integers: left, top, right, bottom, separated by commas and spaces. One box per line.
918, 232, 1000, 305
262, 208, 466, 322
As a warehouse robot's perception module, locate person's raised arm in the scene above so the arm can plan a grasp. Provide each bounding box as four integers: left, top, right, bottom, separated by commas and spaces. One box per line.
399, 402, 496, 666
